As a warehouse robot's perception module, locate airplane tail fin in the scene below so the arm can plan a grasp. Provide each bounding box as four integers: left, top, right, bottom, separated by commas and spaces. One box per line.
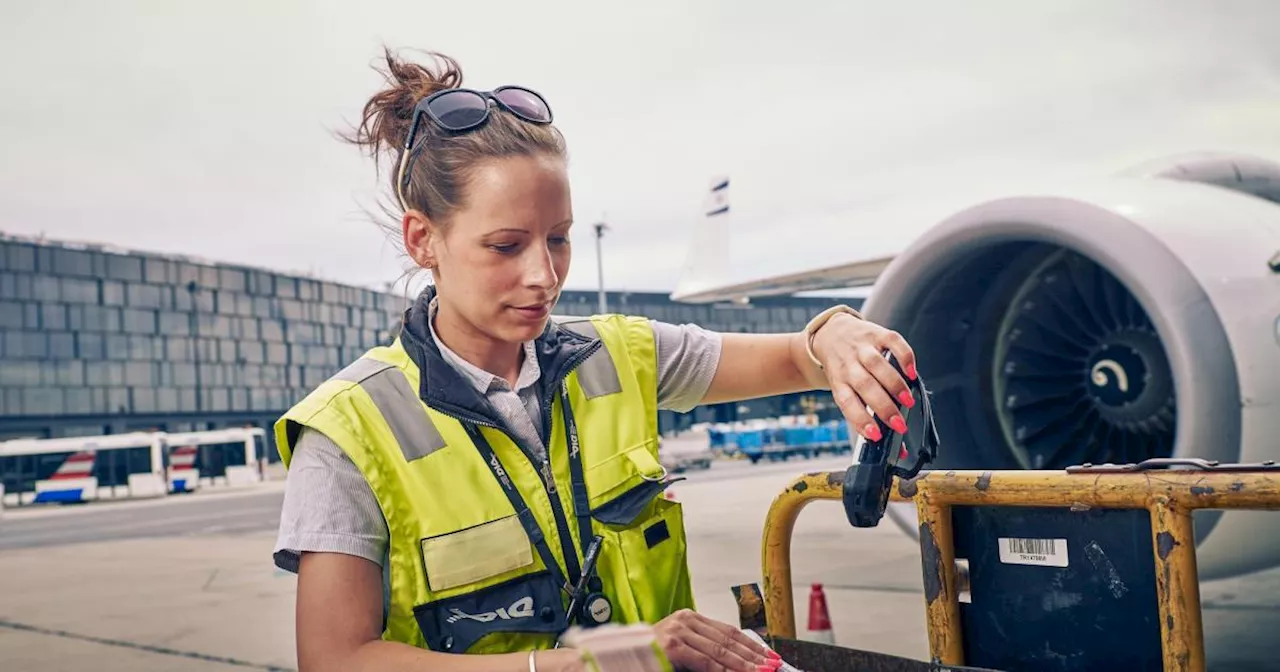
672, 175, 733, 300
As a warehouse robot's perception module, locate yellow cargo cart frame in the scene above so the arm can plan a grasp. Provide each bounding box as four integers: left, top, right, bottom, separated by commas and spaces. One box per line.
760, 464, 1280, 671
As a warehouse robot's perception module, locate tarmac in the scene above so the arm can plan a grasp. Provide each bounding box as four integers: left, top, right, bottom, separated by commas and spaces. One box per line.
1, 455, 1278, 671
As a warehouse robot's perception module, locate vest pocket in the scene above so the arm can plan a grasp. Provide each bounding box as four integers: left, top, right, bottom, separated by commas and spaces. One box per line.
412, 569, 569, 654
595, 490, 695, 625
420, 514, 534, 592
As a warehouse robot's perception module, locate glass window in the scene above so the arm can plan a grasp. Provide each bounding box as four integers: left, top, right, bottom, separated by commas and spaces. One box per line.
124, 361, 155, 387
180, 388, 199, 412
239, 340, 264, 364
105, 255, 144, 282
172, 363, 197, 386
77, 332, 105, 360
41, 304, 68, 331
155, 387, 181, 412
258, 318, 284, 340
130, 387, 157, 413
104, 333, 130, 360
206, 387, 228, 412
0, 302, 22, 329
59, 278, 98, 304
219, 268, 247, 293
127, 283, 164, 310
158, 311, 190, 336
248, 271, 274, 296
143, 258, 174, 284
52, 248, 94, 277
229, 388, 248, 412
122, 308, 157, 335
265, 342, 287, 364
4, 331, 47, 359
101, 280, 126, 306
199, 266, 219, 289
32, 275, 60, 302
5, 243, 37, 272
48, 332, 75, 360
22, 387, 64, 415
0, 361, 39, 386
165, 336, 192, 362
62, 390, 93, 415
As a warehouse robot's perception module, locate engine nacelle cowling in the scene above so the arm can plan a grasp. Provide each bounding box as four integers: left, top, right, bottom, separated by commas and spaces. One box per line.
862, 152, 1280, 581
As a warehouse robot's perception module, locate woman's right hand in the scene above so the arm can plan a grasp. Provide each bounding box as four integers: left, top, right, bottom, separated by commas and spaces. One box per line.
652, 610, 782, 672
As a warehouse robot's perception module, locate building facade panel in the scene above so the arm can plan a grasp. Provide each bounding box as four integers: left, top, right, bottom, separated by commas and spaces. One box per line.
1, 235, 862, 480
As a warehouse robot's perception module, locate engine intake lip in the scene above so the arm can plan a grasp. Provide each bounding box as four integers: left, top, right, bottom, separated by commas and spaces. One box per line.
862, 188, 1243, 545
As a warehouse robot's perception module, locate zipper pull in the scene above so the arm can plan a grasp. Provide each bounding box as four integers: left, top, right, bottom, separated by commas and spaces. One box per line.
542, 460, 557, 493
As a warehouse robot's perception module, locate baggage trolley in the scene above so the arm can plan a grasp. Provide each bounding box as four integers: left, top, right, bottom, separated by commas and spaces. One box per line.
736, 459, 1280, 672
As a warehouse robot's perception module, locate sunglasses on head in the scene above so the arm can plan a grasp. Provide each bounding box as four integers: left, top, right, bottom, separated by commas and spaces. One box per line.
396, 86, 554, 209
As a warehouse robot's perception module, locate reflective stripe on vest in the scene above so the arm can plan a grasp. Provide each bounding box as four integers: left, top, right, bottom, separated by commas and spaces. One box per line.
274, 314, 695, 654
329, 357, 447, 461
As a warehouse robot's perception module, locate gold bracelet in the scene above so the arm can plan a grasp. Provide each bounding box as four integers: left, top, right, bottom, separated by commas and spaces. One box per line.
803, 304, 863, 370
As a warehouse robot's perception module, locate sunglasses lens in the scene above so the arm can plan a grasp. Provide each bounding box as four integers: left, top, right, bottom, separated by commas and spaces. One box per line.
494, 87, 552, 123
428, 91, 489, 130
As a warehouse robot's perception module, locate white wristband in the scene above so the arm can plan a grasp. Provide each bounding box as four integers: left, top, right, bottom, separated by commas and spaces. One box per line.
803, 304, 863, 370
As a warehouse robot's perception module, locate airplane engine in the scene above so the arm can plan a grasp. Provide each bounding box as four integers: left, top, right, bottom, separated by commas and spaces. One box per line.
862, 152, 1280, 580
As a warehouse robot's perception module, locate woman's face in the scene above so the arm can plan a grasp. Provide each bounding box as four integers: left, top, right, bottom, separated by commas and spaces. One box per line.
407, 153, 573, 345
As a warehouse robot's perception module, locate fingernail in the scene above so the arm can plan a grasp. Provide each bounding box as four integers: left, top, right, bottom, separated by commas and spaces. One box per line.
890, 416, 907, 434
766, 650, 781, 661
905, 363, 918, 380
898, 390, 915, 408
863, 423, 882, 441
758, 666, 778, 672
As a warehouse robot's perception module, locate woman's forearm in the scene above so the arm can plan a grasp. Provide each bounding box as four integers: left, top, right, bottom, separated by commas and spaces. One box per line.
329, 640, 584, 672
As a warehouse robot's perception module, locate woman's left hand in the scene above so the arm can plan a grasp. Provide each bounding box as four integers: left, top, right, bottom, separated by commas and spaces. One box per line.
809, 312, 918, 442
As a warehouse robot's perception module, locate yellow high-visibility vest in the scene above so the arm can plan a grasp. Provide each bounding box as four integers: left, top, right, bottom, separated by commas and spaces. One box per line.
275, 308, 695, 654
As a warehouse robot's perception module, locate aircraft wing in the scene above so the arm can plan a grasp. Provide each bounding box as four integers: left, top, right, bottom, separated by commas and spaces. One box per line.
667, 176, 896, 303
668, 254, 894, 303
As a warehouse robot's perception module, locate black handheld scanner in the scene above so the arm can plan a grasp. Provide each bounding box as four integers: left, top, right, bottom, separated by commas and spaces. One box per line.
842, 351, 939, 528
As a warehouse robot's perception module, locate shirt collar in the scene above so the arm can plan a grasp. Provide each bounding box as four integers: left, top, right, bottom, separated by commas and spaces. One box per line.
427, 297, 542, 394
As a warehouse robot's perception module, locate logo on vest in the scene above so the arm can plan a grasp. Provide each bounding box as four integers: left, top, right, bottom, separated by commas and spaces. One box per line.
568, 426, 580, 460
488, 453, 512, 489
446, 596, 535, 624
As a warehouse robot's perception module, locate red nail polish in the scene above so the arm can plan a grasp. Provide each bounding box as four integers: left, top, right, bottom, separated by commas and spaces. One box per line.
758, 666, 778, 672
863, 423, 882, 441
766, 651, 781, 661
905, 363, 918, 380
890, 416, 907, 434
898, 390, 915, 408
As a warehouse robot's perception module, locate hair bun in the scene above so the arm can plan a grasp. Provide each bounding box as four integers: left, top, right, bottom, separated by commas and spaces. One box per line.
343, 47, 464, 160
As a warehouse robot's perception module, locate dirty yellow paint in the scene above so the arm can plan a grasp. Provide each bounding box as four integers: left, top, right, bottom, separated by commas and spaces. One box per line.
758, 468, 1280, 670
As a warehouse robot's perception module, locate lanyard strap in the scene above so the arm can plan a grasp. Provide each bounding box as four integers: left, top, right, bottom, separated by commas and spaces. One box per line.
558, 384, 597, 565
465, 424, 573, 593
464, 387, 596, 593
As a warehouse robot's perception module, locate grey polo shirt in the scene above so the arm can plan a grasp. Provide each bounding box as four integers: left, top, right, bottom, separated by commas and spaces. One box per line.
272, 316, 722, 574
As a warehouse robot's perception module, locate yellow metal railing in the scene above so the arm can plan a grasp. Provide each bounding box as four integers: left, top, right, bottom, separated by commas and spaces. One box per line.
759, 466, 1280, 672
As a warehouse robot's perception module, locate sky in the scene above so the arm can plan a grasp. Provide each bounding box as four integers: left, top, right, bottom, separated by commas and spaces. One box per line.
2, 0, 1279, 296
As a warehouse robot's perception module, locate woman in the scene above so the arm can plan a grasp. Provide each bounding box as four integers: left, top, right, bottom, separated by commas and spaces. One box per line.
272, 48, 918, 672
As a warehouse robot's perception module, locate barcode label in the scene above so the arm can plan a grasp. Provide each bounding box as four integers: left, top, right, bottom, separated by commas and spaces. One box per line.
998, 537, 1068, 567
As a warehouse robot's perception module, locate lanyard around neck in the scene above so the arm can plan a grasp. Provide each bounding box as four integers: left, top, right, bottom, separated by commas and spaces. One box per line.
464, 383, 595, 592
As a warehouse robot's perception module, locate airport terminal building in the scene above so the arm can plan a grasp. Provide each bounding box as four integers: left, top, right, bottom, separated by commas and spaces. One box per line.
0, 233, 857, 492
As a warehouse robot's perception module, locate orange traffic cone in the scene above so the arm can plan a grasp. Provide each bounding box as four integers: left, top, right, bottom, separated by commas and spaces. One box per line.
806, 583, 834, 644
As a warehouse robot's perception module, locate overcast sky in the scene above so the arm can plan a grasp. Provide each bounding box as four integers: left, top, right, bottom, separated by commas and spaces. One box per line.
2, 1, 1278, 296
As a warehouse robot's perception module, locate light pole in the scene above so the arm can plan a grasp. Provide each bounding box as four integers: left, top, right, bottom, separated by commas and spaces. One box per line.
593, 221, 609, 314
